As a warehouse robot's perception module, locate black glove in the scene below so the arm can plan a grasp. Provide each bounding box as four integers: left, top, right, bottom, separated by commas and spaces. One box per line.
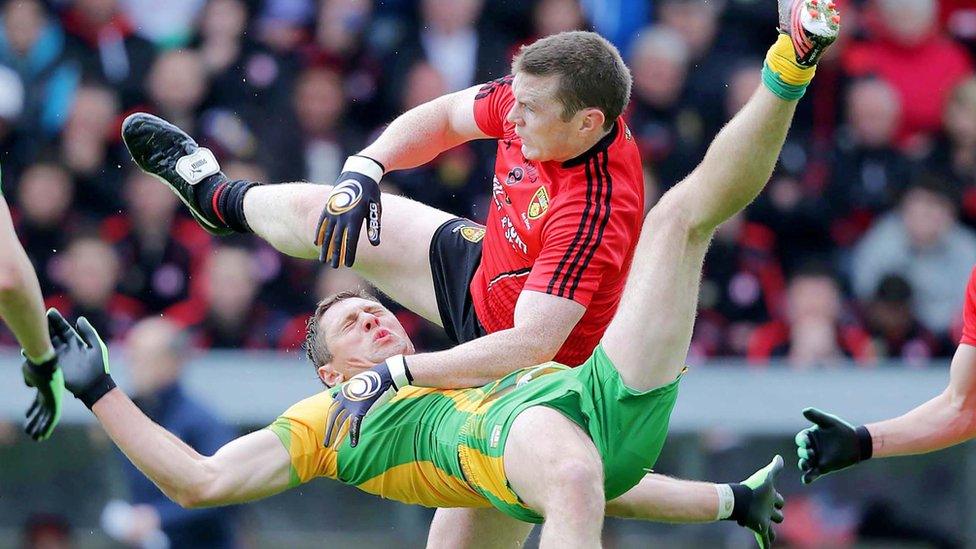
315, 155, 384, 268
47, 309, 116, 409
728, 455, 785, 549
795, 407, 872, 484
21, 352, 63, 441
323, 355, 411, 448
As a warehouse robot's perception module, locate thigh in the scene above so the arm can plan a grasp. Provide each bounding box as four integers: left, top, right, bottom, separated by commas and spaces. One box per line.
503, 406, 604, 515
426, 508, 533, 549
599, 197, 711, 392
350, 192, 456, 325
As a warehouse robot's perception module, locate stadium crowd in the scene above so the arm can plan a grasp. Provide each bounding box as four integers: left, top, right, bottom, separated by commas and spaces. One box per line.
1, 0, 975, 366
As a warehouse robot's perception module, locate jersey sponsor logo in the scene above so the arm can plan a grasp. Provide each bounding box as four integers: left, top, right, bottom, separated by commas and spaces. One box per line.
342, 370, 383, 401
527, 187, 550, 220
499, 215, 528, 254
492, 176, 511, 210
505, 167, 524, 186
326, 179, 364, 215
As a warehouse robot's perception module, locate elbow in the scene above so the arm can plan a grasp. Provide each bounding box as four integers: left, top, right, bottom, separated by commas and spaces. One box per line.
519, 326, 564, 364
173, 467, 221, 509
944, 389, 976, 438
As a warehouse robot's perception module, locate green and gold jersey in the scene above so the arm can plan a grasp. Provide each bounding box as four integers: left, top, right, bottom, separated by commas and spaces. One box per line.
266, 346, 681, 523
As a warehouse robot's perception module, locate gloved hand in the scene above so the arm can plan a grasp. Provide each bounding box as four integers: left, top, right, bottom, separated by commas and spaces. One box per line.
736, 455, 785, 549
795, 407, 872, 484
46, 309, 116, 409
323, 355, 411, 448
21, 350, 64, 441
315, 155, 384, 268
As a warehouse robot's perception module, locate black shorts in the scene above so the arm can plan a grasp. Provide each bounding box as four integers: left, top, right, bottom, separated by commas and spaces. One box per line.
429, 218, 488, 344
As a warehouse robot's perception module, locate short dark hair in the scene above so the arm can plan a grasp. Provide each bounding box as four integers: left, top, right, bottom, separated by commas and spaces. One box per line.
511, 31, 632, 131
304, 289, 378, 382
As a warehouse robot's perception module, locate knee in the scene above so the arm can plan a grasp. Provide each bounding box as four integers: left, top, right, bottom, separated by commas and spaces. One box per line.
543, 458, 605, 517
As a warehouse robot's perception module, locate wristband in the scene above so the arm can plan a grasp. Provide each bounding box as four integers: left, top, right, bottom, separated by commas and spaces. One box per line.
386, 355, 413, 390
855, 425, 873, 461
79, 375, 117, 409
715, 483, 735, 520
343, 155, 385, 183
24, 348, 57, 365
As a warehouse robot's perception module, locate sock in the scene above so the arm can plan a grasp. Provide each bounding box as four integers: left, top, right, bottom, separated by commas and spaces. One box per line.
196, 175, 259, 233
762, 34, 817, 101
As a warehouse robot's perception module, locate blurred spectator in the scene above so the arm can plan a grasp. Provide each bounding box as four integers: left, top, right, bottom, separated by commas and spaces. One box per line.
532, 0, 587, 39
60, 84, 126, 215
21, 513, 73, 549
256, 0, 314, 55
0, 0, 80, 137
102, 169, 211, 314
852, 174, 976, 335
46, 235, 144, 342
943, 0, 976, 56
120, 0, 206, 47
748, 264, 874, 366
260, 65, 358, 183
657, 0, 729, 135
862, 274, 949, 362
11, 162, 76, 295
60, 0, 156, 109
826, 78, 914, 246
628, 26, 706, 190
844, 0, 973, 148
579, 0, 648, 58
928, 77, 976, 225
693, 214, 784, 358
382, 0, 509, 113
195, 0, 294, 121
386, 61, 482, 218
0, 65, 31, 182
145, 49, 209, 133
116, 317, 238, 548
169, 245, 283, 349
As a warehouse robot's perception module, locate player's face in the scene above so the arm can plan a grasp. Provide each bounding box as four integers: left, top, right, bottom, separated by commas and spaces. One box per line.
318, 298, 415, 383
507, 72, 596, 162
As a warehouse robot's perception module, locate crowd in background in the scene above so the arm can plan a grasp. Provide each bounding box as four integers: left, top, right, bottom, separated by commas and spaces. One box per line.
1, 0, 975, 366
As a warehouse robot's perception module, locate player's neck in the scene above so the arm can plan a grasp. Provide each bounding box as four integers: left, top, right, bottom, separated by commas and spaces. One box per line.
557, 124, 615, 164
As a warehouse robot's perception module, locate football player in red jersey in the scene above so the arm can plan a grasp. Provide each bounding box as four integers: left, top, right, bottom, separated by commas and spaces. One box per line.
797, 264, 976, 484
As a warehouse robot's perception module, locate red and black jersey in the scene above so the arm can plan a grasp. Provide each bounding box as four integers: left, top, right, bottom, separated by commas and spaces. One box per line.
470, 76, 645, 366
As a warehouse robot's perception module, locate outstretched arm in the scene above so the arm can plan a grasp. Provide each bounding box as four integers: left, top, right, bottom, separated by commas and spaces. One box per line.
0, 198, 52, 360
358, 85, 489, 172
92, 389, 292, 508
866, 344, 976, 457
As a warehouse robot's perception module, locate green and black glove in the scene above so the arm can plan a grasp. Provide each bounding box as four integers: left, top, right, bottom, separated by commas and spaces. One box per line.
725, 455, 785, 549
21, 350, 64, 441
795, 407, 872, 484
47, 309, 116, 409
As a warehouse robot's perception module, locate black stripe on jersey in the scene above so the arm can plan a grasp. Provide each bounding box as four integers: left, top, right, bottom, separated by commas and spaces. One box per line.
487, 267, 532, 288
547, 158, 596, 295
568, 151, 614, 300
558, 156, 607, 297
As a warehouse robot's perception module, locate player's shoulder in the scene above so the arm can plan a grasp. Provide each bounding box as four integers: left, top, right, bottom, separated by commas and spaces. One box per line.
278, 390, 334, 425
475, 74, 515, 101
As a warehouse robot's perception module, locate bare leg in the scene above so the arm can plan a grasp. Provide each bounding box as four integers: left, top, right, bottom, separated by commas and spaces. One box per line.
504, 407, 605, 549
426, 508, 533, 549
602, 87, 799, 391
242, 184, 454, 324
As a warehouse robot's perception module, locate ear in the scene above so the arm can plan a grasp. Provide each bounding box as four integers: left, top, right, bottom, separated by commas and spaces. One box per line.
579, 108, 606, 133
318, 364, 344, 387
